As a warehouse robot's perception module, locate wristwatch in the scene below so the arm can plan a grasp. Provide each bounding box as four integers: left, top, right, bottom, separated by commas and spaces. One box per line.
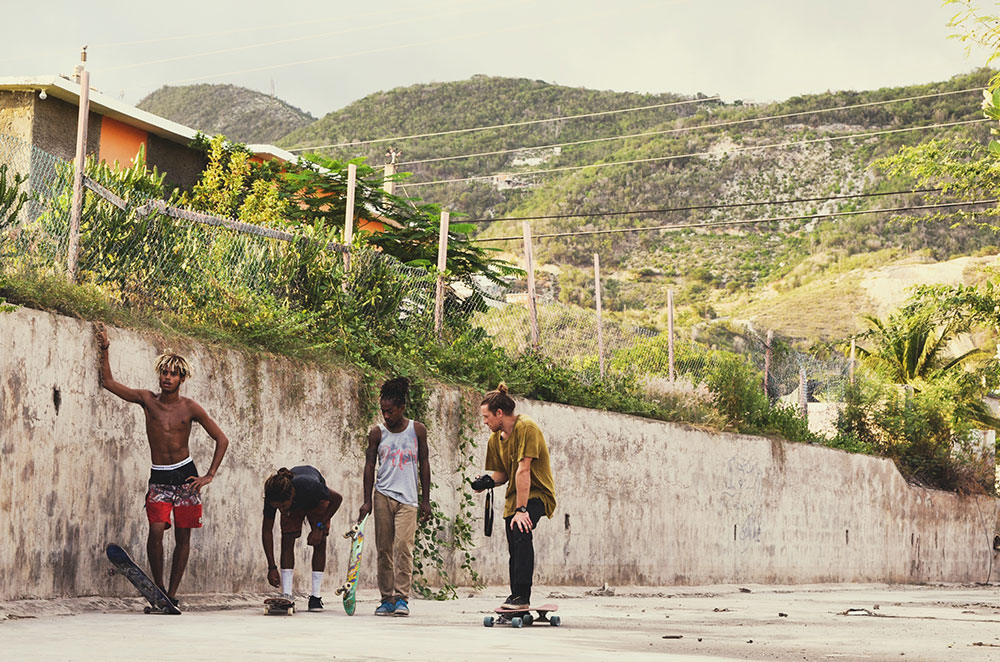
515, 506, 528, 513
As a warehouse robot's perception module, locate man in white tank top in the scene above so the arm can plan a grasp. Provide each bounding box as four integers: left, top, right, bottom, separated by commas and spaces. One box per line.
359, 378, 431, 616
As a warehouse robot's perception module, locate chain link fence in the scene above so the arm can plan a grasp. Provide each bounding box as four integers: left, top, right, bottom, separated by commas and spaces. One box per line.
0, 132, 854, 430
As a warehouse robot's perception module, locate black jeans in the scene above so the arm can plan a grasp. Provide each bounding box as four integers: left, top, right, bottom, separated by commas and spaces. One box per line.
504, 498, 545, 602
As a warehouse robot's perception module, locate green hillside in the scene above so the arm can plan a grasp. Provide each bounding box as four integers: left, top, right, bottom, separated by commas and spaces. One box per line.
137, 84, 315, 144
147, 73, 997, 346
274, 72, 995, 344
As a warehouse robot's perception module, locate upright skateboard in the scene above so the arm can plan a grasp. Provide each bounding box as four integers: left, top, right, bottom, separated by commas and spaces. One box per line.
484, 603, 560, 628
105, 543, 181, 615
263, 596, 295, 616
334, 513, 369, 615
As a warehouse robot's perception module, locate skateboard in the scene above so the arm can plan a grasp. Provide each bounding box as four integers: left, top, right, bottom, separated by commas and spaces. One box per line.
334, 513, 369, 615
483, 603, 560, 628
105, 543, 181, 615
263, 596, 295, 616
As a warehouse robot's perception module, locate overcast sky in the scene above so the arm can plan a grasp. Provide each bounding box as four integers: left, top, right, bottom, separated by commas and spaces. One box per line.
0, 0, 991, 117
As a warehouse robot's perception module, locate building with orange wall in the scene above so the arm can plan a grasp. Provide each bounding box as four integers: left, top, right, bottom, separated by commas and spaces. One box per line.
0, 74, 396, 231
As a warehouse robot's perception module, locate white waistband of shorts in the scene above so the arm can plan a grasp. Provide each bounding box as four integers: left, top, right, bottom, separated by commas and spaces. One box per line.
151, 456, 193, 471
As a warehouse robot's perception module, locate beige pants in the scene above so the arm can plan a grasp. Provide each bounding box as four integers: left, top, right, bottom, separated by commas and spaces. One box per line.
374, 491, 418, 602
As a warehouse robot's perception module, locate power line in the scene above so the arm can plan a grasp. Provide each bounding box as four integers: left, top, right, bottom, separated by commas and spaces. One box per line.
288, 97, 720, 152
469, 187, 945, 224
472, 199, 998, 242
408, 118, 992, 188
396, 87, 983, 166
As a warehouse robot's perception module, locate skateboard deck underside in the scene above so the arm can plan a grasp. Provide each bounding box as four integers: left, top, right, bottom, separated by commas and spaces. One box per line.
106, 543, 180, 615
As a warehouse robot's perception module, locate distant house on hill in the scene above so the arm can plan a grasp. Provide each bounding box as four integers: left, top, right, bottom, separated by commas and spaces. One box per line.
0, 74, 395, 232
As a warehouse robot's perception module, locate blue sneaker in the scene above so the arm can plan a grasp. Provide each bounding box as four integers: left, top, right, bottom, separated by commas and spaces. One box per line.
375, 600, 396, 616
393, 598, 409, 616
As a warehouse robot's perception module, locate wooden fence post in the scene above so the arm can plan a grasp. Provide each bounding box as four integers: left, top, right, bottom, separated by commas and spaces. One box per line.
799, 367, 808, 418
594, 253, 605, 377
523, 221, 540, 351
763, 329, 773, 398
434, 211, 449, 341
667, 289, 675, 382
343, 162, 357, 274
67, 64, 90, 282
849, 338, 856, 385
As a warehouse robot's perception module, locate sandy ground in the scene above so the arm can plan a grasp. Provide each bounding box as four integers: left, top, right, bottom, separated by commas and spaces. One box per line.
3, 583, 1000, 661
859, 254, 997, 317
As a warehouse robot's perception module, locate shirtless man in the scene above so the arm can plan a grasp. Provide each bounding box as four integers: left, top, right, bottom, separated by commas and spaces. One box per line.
95, 322, 229, 607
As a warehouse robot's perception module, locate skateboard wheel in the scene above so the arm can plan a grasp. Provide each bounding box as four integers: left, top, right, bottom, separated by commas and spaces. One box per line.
511, 616, 523, 628
549, 615, 561, 627
483, 616, 495, 627
287, 608, 293, 616
342, 581, 352, 592
523, 614, 534, 626
143, 606, 151, 614
263, 607, 269, 615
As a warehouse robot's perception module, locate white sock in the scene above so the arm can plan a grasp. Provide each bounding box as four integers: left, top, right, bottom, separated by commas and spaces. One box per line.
311, 571, 323, 597
280, 569, 294, 595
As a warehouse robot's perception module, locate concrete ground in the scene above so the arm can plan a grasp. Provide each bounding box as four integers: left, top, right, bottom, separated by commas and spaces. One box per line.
3, 583, 1000, 661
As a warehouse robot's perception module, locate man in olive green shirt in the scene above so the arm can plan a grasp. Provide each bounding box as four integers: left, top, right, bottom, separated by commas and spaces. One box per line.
473, 384, 556, 610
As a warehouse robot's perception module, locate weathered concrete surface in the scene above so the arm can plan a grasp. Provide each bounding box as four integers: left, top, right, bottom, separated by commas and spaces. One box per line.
1, 306, 999, 602
3, 584, 1000, 662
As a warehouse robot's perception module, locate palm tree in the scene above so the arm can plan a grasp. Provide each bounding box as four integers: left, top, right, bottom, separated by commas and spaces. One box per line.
855, 309, 1000, 429
856, 311, 982, 390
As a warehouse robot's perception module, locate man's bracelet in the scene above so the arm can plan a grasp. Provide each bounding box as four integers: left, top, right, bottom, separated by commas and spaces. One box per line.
268, 565, 277, 570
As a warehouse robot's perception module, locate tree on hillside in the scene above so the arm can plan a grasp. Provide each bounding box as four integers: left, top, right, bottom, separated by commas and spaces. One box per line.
876, 1, 1000, 226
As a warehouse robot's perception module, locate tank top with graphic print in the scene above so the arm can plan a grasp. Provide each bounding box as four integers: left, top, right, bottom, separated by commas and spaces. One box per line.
375, 420, 420, 507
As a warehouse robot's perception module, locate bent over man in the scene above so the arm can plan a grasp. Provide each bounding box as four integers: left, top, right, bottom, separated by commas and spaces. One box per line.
473, 383, 556, 610
262, 466, 343, 611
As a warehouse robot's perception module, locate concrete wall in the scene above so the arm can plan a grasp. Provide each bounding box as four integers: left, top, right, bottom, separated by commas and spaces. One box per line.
0, 92, 34, 146
145, 133, 205, 190
1, 306, 998, 601
30, 95, 101, 162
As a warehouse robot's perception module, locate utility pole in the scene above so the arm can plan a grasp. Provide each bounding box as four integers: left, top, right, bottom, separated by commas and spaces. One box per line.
384, 146, 401, 196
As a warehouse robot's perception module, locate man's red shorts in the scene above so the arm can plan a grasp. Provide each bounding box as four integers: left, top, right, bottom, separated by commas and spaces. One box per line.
146, 482, 203, 529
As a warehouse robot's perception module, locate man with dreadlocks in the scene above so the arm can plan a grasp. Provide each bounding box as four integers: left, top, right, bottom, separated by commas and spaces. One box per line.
472, 383, 556, 611
358, 377, 431, 616
262, 466, 343, 611
95, 322, 229, 608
